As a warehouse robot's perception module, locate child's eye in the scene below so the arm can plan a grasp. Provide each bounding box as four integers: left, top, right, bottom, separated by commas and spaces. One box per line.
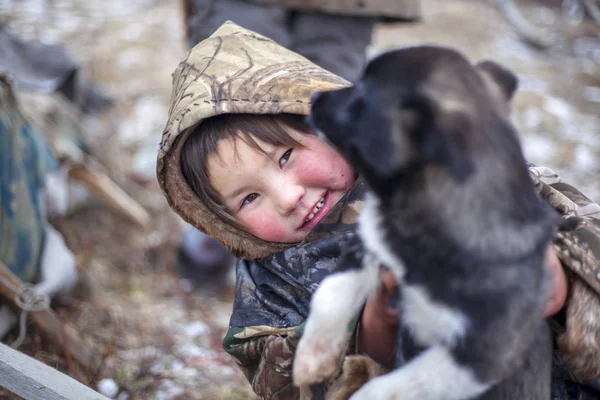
241, 193, 259, 208
279, 149, 293, 168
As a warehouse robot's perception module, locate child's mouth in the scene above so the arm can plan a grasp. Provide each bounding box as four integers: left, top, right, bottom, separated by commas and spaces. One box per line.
304, 196, 326, 224
300, 192, 329, 230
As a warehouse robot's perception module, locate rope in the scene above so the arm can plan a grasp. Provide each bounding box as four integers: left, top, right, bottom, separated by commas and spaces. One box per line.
0, 274, 50, 349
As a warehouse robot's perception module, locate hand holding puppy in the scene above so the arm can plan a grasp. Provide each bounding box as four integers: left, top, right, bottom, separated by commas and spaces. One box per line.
359, 246, 567, 370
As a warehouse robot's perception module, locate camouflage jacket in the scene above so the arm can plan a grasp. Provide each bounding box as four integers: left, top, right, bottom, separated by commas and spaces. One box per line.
223, 166, 600, 400
223, 179, 366, 399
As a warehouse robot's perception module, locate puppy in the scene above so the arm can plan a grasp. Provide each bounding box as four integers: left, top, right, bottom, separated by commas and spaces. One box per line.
292, 46, 559, 399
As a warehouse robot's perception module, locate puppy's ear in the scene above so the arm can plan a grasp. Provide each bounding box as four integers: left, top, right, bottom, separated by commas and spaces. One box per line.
403, 94, 474, 183
475, 61, 518, 102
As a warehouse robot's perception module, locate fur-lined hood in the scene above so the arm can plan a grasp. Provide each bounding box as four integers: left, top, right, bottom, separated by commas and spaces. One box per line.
157, 21, 350, 259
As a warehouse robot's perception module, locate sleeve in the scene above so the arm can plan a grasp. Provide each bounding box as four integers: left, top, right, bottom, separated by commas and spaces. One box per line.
223, 320, 362, 399
529, 166, 600, 294
223, 323, 311, 399
529, 166, 600, 382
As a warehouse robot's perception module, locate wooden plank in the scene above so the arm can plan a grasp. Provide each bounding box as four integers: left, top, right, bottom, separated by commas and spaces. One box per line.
0, 342, 109, 400
68, 163, 151, 228
0, 263, 102, 372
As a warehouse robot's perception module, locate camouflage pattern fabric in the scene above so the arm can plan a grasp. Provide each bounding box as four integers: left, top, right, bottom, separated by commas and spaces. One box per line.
157, 22, 351, 260
529, 166, 600, 295
223, 180, 366, 399
530, 165, 600, 392
0, 75, 57, 282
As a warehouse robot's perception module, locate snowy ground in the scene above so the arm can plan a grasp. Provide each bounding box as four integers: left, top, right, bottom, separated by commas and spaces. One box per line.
1, 0, 599, 399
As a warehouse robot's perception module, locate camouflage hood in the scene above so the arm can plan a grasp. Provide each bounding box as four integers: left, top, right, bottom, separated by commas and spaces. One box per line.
157, 21, 350, 259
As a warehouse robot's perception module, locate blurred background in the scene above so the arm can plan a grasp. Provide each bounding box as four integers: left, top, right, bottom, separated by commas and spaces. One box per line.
0, 0, 598, 399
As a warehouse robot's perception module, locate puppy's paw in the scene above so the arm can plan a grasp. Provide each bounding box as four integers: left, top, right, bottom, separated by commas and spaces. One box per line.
293, 323, 347, 386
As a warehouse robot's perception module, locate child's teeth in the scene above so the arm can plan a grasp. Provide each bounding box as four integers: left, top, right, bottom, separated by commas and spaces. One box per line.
305, 196, 326, 223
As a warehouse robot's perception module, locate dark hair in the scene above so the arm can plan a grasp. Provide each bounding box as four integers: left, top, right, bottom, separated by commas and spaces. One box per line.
180, 113, 310, 228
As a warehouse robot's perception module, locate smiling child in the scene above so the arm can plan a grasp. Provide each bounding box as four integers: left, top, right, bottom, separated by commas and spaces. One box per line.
157, 22, 600, 400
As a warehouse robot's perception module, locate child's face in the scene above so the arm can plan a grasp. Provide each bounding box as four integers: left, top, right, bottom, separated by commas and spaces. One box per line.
208, 128, 356, 243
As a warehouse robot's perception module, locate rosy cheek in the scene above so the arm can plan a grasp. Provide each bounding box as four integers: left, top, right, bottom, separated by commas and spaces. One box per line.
295, 156, 329, 182
296, 152, 351, 185
239, 212, 287, 242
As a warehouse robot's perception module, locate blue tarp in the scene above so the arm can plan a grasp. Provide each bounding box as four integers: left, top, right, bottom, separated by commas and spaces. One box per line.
0, 76, 57, 282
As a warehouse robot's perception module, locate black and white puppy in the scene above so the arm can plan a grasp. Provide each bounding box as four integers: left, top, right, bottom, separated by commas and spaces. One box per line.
292, 46, 559, 399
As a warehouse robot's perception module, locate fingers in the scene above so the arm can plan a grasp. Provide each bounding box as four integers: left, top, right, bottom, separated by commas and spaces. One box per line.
381, 270, 398, 293
378, 270, 399, 322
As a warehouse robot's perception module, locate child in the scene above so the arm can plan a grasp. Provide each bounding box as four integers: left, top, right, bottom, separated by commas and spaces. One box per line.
177, 0, 421, 291
157, 22, 600, 399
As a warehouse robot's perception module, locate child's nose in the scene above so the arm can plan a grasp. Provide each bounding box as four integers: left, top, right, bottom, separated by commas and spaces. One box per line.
277, 184, 305, 216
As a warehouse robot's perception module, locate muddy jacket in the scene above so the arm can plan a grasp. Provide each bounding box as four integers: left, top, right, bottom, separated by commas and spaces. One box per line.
157, 22, 600, 399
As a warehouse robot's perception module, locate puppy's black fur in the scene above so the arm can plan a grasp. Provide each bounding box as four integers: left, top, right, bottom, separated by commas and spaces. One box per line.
300, 46, 559, 399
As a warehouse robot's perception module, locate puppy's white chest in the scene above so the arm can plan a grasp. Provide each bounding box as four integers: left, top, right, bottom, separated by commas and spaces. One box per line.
359, 193, 469, 348
402, 285, 469, 347
358, 193, 406, 280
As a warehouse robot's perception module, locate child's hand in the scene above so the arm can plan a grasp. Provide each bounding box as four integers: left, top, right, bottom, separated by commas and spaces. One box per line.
545, 246, 567, 317
358, 270, 399, 370
359, 246, 567, 369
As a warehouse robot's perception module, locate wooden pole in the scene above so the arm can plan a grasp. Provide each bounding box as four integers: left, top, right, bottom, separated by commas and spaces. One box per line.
0, 263, 101, 373
68, 163, 151, 228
